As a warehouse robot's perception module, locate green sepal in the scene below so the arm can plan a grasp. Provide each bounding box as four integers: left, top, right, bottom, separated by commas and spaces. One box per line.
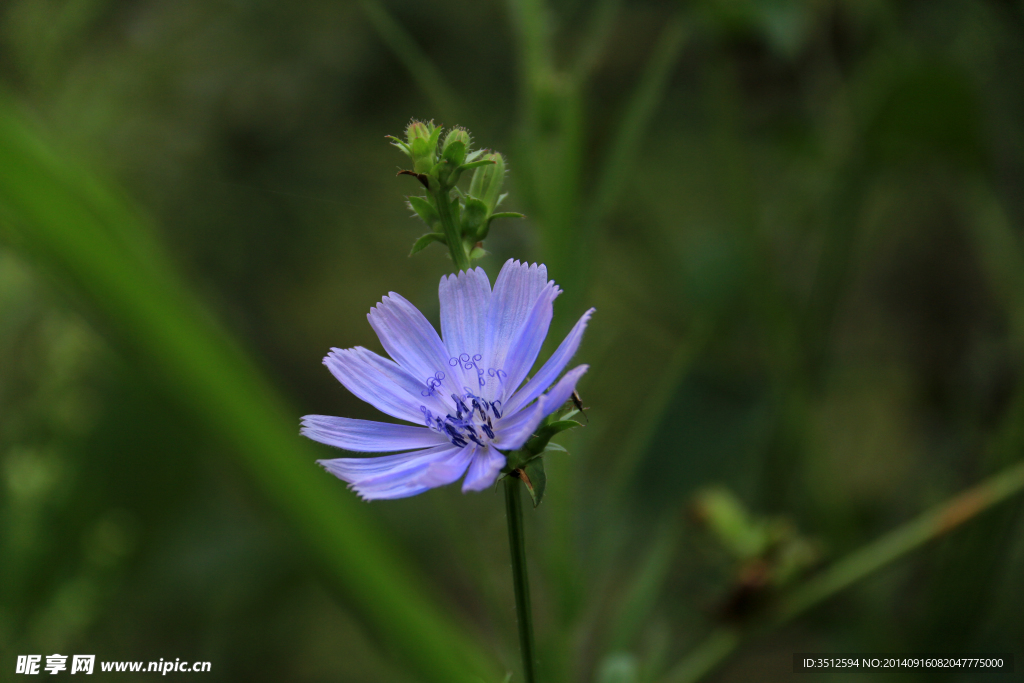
409, 232, 446, 255
518, 458, 547, 507
386, 135, 411, 156
490, 212, 524, 220
468, 245, 487, 261
525, 419, 582, 456
465, 149, 485, 163
407, 195, 439, 228
442, 140, 467, 167
409, 126, 443, 174
461, 196, 489, 237
457, 158, 496, 173
560, 407, 580, 421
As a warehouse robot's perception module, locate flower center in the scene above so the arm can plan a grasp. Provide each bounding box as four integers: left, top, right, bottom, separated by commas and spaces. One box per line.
421, 392, 504, 449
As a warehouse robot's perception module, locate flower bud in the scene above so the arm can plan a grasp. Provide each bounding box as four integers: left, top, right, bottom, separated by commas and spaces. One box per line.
468, 152, 505, 213
441, 127, 471, 167
404, 120, 441, 174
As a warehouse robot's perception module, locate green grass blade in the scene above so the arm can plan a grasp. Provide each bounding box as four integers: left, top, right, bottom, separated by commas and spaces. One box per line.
358, 0, 462, 118
584, 14, 689, 229
570, 0, 622, 82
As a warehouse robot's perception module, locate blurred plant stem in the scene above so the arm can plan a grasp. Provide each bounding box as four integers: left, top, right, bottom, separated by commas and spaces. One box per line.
661, 457, 1024, 683
507, 0, 687, 310
505, 475, 538, 683
581, 15, 689, 231
357, 0, 461, 119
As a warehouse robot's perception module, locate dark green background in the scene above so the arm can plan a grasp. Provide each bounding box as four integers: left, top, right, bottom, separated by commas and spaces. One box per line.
1, 0, 1023, 681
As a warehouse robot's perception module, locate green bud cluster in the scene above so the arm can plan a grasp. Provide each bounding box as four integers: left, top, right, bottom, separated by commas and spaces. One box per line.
389, 120, 523, 268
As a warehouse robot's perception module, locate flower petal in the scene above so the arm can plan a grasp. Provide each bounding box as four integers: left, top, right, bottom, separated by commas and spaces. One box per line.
324, 347, 448, 423
368, 293, 459, 401
439, 268, 491, 358
319, 443, 454, 483
417, 443, 478, 488
486, 260, 550, 394
503, 307, 594, 415
439, 268, 492, 389
319, 443, 463, 501
351, 444, 476, 499
492, 364, 589, 450
461, 445, 506, 492
499, 281, 560, 401
301, 415, 449, 452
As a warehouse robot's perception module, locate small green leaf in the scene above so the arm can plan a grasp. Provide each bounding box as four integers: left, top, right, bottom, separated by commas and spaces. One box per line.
457, 158, 496, 173
468, 245, 488, 261
461, 196, 488, 236
525, 419, 582, 456
410, 232, 446, 255
519, 458, 547, 507
426, 125, 443, 150
387, 136, 412, 155
408, 195, 439, 227
465, 149, 485, 163
442, 140, 467, 167
410, 136, 432, 159
489, 212, 524, 220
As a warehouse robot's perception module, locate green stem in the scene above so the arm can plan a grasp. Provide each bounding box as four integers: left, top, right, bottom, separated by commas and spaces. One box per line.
433, 186, 470, 271
505, 475, 538, 683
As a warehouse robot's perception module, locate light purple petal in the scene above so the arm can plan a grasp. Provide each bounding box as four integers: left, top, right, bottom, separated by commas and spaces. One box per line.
319, 443, 456, 484
319, 443, 468, 501
351, 483, 431, 500
301, 415, 448, 452
439, 268, 492, 390
499, 281, 560, 401
503, 307, 594, 415
349, 443, 476, 500
367, 293, 459, 401
485, 260, 550, 398
462, 445, 507, 492
493, 364, 589, 450
323, 347, 445, 422
416, 444, 477, 488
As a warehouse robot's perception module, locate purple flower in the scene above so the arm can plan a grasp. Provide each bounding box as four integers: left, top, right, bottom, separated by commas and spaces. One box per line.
301, 259, 594, 500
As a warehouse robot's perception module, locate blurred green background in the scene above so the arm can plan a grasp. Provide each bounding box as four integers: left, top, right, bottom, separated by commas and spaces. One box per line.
2, 0, 1024, 681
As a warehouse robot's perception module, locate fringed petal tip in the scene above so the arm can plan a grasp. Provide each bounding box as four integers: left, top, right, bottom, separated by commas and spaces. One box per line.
440, 266, 488, 282
317, 444, 478, 501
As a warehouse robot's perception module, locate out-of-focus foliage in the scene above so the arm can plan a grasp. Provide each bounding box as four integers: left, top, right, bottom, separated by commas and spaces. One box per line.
2, 0, 1024, 681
